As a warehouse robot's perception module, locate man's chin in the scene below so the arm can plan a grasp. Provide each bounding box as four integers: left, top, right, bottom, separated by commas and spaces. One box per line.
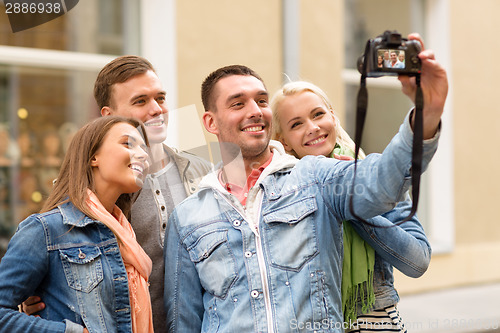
241, 142, 270, 158
145, 129, 168, 144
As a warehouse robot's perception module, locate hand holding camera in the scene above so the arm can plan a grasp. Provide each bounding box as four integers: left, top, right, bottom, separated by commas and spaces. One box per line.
357, 30, 422, 77
351, 31, 448, 224
399, 33, 448, 139
358, 30, 447, 138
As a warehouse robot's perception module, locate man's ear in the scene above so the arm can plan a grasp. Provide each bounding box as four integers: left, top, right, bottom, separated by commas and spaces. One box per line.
202, 111, 219, 135
101, 106, 112, 117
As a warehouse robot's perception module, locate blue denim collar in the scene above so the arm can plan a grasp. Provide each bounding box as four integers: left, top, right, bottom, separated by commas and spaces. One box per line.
58, 201, 97, 227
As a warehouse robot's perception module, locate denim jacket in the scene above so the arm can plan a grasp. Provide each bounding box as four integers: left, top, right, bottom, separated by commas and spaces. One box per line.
349, 194, 431, 314
0, 201, 133, 333
164, 114, 439, 332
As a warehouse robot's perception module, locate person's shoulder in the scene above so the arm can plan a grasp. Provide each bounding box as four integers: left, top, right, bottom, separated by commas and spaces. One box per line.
296, 154, 330, 165
33, 205, 68, 228
38, 202, 92, 230
168, 146, 212, 170
181, 150, 211, 166
293, 155, 348, 176
22, 205, 62, 224
282, 155, 323, 175
15, 211, 53, 236
170, 185, 215, 221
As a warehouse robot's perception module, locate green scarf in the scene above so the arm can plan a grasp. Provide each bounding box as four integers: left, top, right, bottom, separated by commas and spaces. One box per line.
332, 144, 376, 323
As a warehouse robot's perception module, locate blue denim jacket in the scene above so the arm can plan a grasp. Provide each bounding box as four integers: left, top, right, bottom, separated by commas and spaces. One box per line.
164, 115, 439, 332
349, 194, 431, 314
0, 201, 133, 333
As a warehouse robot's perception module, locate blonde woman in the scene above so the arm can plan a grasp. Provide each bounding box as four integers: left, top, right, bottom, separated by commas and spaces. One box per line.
0, 116, 153, 333
271, 81, 431, 332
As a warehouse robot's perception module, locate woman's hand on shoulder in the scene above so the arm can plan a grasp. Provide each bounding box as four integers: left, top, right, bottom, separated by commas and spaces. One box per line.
332, 153, 354, 161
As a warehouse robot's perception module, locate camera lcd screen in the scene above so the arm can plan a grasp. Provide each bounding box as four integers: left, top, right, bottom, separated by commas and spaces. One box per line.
377, 49, 406, 69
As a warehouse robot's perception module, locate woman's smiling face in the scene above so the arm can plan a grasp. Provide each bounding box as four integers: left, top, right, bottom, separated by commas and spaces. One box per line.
91, 122, 149, 200
277, 91, 337, 158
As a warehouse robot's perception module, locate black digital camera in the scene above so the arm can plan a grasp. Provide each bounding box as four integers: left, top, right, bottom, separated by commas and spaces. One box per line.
357, 30, 422, 77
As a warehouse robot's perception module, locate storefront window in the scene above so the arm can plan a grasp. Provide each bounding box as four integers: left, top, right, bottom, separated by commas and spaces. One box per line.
0, 0, 140, 54
0, 65, 99, 256
0, 0, 140, 257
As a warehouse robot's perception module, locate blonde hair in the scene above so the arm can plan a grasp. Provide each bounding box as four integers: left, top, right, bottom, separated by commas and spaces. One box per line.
270, 81, 365, 158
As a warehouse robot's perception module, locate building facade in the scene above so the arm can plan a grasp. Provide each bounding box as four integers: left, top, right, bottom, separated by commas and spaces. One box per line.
0, 0, 499, 296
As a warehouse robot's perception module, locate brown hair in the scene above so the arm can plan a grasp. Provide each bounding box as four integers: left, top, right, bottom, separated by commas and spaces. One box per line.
41, 116, 149, 220
94, 55, 155, 109
201, 65, 265, 112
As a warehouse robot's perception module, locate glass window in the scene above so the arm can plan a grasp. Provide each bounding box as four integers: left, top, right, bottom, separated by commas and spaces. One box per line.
0, 0, 140, 55
343, 0, 430, 229
343, 0, 424, 152
0, 0, 141, 257
0, 66, 99, 256
344, 0, 424, 69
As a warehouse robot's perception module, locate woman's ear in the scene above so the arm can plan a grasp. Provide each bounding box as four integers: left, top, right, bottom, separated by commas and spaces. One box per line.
90, 156, 99, 167
330, 108, 337, 125
275, 133, 292, 154
280, 138, 294, 154
202, 112, 219, 135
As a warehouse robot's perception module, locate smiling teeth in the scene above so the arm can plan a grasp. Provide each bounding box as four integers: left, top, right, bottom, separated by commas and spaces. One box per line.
130, 165, 144, 173
243, 126, 263, 132
146, 121, 163, 126
307, 136, 326, 145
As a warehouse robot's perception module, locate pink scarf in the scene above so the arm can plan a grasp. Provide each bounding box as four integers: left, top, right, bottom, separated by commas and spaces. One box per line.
86, 189, 153, 333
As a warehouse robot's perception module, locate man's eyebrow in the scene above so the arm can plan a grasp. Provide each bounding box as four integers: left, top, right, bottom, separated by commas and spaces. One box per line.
129, 90, 166, 102
129, 94, 147, 102
257, 91, 269, 99
225, 93, 243, 104
225, 90, 268, 103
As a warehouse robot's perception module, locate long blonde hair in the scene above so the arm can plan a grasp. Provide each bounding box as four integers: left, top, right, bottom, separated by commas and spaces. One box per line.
41, 116, 149, 220
270, 81, 365, 159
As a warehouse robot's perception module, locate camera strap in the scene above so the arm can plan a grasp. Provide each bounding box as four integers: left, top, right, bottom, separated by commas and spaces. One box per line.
349, 45, 424, 226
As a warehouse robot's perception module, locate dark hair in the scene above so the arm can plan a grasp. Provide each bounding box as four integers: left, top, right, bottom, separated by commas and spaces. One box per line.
94, 55, 155, 109
201, 65, 265, 112
41, 116, 149, 220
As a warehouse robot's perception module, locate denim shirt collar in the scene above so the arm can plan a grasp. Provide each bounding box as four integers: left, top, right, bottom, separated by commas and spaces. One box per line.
198, 140, 298, 194
58, 201, 97, 227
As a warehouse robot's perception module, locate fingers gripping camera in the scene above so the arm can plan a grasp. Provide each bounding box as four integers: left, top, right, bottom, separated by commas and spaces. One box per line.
357, 30, 422, 77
